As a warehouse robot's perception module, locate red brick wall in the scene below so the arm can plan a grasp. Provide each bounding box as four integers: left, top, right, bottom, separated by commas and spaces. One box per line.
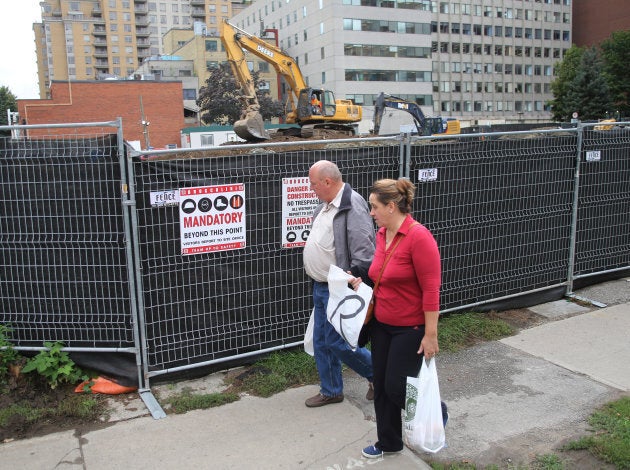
17, 81, 184, 149
573, 0, 630, 47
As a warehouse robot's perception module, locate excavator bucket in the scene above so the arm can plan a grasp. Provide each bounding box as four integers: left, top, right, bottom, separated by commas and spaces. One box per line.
234, 108, 270, 141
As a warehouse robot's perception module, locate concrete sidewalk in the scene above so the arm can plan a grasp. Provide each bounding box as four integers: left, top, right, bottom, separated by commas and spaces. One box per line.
1, 278, 629, 469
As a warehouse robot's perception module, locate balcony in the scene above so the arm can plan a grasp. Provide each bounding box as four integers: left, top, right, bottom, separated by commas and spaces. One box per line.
191, 0, 206, 5
192, 8, 206, 18
136, 28, 150, 37
94, 47, 108, 57
135, 16, 149, 27
92, 26, 106, 36
92, 6, 102, 16
136, 39, 151, 48
94, 60, 109, 69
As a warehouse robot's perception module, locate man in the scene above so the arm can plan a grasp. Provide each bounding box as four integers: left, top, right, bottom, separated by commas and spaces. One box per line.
310, 94, 321, 114
303, 160, 375, 407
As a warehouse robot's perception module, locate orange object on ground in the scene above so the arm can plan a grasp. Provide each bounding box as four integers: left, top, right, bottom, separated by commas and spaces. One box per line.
75, 376, 138, 395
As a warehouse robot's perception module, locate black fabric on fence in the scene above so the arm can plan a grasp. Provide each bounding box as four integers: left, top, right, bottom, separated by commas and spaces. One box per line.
2, 129, 629, 383
575, 128, 630, 277
132, 146, 401, 373
0, 135, 135, 349
410, 135, 577, 312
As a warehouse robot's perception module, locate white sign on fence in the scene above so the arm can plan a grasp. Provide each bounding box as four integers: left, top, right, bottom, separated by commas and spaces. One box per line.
179, 184, 246, 255
281, 177, 319, 248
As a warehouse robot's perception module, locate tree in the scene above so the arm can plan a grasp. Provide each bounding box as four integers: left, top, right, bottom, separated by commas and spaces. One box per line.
564, 47, 613, 121
549, 46, 584, 122
197, 63, 284, 125
600, 30, 630, 118
0, 86, 18, 135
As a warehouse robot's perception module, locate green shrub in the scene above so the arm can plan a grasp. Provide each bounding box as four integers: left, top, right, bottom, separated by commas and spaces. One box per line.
22, 341, 88, 389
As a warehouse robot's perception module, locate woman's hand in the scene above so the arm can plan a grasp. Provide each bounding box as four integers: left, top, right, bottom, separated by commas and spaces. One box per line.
418, 333, 439, 358
418, 310, 440, 358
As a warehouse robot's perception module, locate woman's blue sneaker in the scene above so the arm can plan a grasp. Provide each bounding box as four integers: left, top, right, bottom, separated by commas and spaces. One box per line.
362, 445, 402, 459
442, 401, 449, 428
362, 445, 383, 459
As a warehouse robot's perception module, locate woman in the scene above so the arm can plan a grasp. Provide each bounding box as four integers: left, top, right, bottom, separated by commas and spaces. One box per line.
351, 178, 447, 459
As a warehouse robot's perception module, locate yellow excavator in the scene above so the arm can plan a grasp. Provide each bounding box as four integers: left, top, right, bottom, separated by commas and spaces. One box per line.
220, 20, 362, 141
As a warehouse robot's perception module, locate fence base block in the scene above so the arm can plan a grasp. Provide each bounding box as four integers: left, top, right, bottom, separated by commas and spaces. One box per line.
139, 389, 167, 419
566, 293, 608, 308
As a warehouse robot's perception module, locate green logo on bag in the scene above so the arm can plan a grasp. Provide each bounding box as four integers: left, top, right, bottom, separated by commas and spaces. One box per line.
404, 383, 418, 422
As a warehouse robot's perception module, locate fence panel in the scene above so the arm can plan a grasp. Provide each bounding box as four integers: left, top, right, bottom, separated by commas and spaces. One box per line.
0, 130, 135, 348
575, 125, 630, 278
129, 139, 402, 377
408, 131, 578, 312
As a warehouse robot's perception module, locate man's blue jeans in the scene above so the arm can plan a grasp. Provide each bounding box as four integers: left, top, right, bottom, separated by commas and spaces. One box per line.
312, 281, 373, 397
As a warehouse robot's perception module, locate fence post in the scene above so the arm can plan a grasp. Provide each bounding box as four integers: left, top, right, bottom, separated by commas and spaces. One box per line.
565, 124, 583, 295
120, 130, 166, 419
400, 132, 411, 179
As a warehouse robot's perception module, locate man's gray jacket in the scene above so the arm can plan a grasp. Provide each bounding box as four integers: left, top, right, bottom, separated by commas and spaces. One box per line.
312, 183, 376, 285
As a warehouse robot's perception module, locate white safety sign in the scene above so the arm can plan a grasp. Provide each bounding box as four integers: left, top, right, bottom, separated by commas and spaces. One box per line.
179, 184, 246, 255
281, 177, 320, 248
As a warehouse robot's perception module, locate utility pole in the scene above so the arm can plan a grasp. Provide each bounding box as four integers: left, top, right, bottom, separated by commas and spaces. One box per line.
140, 95, 150, 149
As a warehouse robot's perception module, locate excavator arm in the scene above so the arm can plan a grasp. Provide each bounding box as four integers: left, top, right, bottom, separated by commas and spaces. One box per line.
373, 92, 427, 135
220, 19, 362, 141
220, 20, 309, 139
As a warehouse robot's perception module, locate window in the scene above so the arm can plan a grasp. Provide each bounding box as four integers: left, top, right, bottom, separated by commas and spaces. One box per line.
200, 134, 214, 147
183, 89, 196, 100
205, 40, 218, 52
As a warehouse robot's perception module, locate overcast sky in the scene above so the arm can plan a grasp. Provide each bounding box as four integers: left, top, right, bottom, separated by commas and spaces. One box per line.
0, 2, 42, 99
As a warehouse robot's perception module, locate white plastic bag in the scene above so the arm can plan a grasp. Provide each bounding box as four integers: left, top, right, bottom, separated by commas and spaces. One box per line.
326, 265, 373, 350
403, 357, 446, 453
303, 309, 315, 356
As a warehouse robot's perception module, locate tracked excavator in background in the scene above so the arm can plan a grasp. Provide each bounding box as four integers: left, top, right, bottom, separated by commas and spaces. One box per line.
372, 92, 461, 136
220, 20, 362, 141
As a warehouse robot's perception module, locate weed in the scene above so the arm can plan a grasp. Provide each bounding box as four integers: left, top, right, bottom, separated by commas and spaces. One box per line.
0, 324, 21, 385
562, 396, 630, 469
21, 341, 88, 389
529, 454, 566, 469
227, 350, 319, 398
0, 393, 104, 431
0, 404, 45, 426
439, 312, 514, 352
164, 389, 239, 414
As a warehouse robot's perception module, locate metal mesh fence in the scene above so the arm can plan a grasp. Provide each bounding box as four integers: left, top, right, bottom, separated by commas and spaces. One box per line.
1, 122, 628, 384
0, 128, 135, 348
575, 125, 630, 278
130, 139, 402, 375
408, 131, 578, 312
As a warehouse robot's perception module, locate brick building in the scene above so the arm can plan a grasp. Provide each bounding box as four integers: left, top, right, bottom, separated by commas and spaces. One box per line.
17, 80, 184, 149
573, 0, 630, 46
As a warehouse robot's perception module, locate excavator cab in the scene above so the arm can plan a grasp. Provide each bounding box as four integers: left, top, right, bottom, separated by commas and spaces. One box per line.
296, 88, 337, 122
